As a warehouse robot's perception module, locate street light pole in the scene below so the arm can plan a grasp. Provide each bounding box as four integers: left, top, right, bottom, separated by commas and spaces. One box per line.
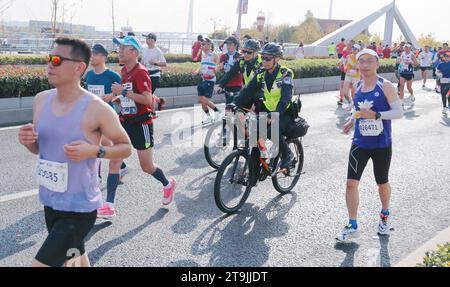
236, 0, 243, 38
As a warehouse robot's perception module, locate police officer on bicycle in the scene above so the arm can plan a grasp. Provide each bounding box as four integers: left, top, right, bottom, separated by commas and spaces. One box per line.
227, 43, 298, 171
219, 39, 263, 87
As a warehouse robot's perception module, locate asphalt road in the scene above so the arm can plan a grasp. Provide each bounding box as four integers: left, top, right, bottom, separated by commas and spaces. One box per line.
0, 81, 449, 267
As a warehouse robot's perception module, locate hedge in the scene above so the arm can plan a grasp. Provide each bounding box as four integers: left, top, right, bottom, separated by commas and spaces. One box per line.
0, 59, 398, 98
0, 54, 193, 65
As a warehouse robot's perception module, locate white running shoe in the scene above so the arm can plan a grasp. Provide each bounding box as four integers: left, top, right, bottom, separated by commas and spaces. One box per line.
336, 224, 361, 242
378, 214, 391, 236
202, 115, 214, 125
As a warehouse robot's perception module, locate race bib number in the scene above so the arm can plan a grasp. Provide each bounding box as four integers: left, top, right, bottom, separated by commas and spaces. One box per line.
88, 85, 105, 97
440, 78, 450, 84
347, 69, 358, 76
359, 119, 384, 137
120, 82, 137, 115
36, 159, 68, 193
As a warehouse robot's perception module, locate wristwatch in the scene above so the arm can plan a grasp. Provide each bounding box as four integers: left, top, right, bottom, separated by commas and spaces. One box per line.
375, 112, 382, 120
97, 146, 106, 159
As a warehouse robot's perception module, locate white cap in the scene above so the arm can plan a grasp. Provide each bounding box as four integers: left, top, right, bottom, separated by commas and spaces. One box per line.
405, 43, 412, 48
356, 48, 380, 60
352, 44, 361, 50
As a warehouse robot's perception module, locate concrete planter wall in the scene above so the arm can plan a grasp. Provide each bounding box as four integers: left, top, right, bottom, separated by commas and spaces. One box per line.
0, 71, 421, 127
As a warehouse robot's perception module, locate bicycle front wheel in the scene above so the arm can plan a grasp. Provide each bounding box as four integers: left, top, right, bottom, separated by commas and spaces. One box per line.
214, 150, 252, 214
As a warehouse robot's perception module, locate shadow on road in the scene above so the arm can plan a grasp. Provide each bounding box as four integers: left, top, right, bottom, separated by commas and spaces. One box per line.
335, 107, 351, 131
379, 235, 391, 267
440, 113, 450, 127
334, 242, 360, 267
0, 210, 45, 261
169, 148, 210, 176
191, 193, 297, 267
171, 171, 222, 235
89, 208, 169, 266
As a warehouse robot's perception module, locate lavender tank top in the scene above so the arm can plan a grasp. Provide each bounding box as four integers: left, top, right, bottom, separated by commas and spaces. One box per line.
36, 90, 102, 213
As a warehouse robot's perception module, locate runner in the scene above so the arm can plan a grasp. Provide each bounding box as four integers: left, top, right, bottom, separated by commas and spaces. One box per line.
328, 42, 337, 58
85, 44, 129, 220
192, 35, 203, 63
337, 38, 346, 59
195, 37, 221, 125
436, 52, 450, 113
342, 44, 362, 111
218, 36, 242, 104
337, 49, 403, 242
418, 45, 434, 88
397, 43, 419, 108
142, 33, 168, 112
18, 37, 132, 267
112, 35, 176, 206
382, 45, 391, 59
393, 42, 405, 94
337, 40, 354, 106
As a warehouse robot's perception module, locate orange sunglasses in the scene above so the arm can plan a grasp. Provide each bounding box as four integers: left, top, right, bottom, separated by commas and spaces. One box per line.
47, 54, 83, 67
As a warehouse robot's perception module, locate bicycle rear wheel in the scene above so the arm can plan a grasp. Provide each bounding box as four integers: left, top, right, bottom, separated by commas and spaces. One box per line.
204, 120, 236, 170
272, 139, 304, 194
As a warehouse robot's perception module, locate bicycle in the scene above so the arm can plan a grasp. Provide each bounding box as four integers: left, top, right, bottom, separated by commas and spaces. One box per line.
214, 108, 305, 215
203, 90, 240, 170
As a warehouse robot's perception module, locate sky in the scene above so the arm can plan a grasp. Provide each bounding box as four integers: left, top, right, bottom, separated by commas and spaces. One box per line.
2, 0, 449, 41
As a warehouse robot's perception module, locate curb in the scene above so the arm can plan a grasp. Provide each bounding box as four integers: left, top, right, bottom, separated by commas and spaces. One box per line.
395, 226, 450, 267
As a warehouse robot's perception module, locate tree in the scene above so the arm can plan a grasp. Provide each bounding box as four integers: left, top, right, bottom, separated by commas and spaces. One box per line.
210, 29, 228, 40
371, 34, 383, 45
353, 34, 370, 45
418, 33, 443, 49
291, 10, 322, 44
277, 24, 296, 43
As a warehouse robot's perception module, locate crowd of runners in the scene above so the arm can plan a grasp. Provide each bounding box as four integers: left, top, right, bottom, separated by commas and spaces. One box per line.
15, 31, 449, 267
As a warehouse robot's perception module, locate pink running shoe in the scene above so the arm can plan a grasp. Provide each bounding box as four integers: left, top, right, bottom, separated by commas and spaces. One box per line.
97, 203, 116, 220
162, 179, 176, 206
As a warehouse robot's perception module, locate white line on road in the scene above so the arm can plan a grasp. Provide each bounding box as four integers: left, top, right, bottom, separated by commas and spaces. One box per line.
0, 125, 22, 131
0, 189, 38, 203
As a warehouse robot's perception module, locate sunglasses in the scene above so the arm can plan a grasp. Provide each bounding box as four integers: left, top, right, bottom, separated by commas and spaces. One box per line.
261, 56, 274, 62
47, 55, 83, 67
242, 50, 254, 55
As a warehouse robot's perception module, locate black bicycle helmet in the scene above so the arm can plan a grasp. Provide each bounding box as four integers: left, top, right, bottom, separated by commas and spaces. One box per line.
242, 39, 261, 52
261, 42, 283, 57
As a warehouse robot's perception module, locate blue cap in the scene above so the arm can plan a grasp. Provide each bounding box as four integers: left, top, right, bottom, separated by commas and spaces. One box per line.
113, 36, 142, 51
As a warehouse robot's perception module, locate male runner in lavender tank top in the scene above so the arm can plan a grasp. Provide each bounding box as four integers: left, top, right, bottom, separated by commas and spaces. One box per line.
19, 37, 132, 267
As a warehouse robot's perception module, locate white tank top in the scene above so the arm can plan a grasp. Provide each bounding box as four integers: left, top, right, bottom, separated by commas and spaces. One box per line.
200, 52, 217, 82
399, 52, 414, 74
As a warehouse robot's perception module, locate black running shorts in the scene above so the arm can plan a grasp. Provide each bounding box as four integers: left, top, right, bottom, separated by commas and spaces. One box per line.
35, 207, 97, 267
347, 144, 392, 185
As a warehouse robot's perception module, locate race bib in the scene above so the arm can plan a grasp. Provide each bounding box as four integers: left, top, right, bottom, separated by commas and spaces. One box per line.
120, 82, 137, 115
36, 159, 68, 193
88, 85, 105, 97
440, 78, 450, 84
347, 69, 358, 76
359, 119, 384, 137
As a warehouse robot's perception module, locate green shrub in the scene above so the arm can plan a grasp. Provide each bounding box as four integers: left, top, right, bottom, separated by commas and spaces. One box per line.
0, 59, 398, 98
0, 54, 194, 65
417, 243, 450, 267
